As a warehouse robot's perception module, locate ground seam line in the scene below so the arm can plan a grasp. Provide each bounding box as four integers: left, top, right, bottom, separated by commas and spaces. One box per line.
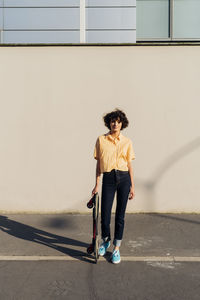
0, 256, 200, 262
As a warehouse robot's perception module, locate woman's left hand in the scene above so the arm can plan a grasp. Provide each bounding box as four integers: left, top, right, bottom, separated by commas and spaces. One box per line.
129, 186, 135, 200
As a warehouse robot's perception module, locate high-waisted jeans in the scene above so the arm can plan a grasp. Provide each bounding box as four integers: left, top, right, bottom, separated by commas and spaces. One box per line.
101, 169, 131, 247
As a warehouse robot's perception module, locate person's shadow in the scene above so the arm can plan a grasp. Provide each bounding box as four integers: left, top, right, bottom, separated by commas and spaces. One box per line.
0, 215, 95, 264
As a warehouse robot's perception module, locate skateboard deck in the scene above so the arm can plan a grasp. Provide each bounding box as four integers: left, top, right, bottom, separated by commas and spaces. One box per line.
87, 193, 99, 263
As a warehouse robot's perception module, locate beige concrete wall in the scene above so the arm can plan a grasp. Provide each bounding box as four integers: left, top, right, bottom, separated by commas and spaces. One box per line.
0, 46, 199, 213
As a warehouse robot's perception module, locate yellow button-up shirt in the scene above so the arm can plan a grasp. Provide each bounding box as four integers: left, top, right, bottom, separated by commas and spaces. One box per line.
94, 132, 135, 173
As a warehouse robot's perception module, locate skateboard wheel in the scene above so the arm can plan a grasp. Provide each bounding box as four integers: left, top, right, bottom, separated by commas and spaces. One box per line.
87, 199, 94, 209
87, 245, 94, 254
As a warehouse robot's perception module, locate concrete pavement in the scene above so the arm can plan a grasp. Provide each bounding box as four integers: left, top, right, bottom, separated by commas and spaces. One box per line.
0, 213, 200, 299
1, 213, 200, 258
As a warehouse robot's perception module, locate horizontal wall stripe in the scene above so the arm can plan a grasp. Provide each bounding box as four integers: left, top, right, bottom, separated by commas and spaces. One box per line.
4, 8, 80, 30
86, 6, 136, 8
86, 29, 136, 43
87, 29, 136, 31
86, 0, 136, 6
3, 29, 80, 31
0, 6, 80, 8
4, 30, 80, 43
0, 7, 136, 10
86, 7, 136, 30
0, 6, 136, 8
4, 0, 79, 7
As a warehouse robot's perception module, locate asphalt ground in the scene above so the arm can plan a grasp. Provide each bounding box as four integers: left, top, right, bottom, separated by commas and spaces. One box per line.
0, 213, 200, 300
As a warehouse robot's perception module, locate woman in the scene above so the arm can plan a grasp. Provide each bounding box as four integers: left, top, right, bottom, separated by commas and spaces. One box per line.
92, 108, 135, 264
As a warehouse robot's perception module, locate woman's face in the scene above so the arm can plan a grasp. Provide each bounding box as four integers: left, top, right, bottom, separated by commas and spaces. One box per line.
110, 118, 122, 133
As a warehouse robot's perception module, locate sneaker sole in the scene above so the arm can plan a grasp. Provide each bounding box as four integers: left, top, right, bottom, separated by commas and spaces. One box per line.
112, 260, 121, 264
112, 258, 121, 264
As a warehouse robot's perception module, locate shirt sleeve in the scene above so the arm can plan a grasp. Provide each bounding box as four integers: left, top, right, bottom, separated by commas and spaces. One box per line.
126, 140, 135, 162
93, 137, 100, 160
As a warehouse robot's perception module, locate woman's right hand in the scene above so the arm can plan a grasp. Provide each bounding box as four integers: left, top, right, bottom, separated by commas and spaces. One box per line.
92, 185, 98, 195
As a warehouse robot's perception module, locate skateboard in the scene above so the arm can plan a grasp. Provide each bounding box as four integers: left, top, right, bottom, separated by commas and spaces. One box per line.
86, 192, 99, 263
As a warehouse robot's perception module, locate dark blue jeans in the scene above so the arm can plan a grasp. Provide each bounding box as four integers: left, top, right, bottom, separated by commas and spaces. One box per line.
101, 169, 131, 247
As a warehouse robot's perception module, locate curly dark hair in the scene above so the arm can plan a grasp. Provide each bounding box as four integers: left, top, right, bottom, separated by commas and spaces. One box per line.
103, 108, 129, 130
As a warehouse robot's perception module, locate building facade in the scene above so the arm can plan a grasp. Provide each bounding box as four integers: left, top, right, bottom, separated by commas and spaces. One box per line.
1, 0, 200, 44
0, 1, 199, 213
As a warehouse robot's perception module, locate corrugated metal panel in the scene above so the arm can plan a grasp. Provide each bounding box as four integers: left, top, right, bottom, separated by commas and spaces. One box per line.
86, 7, 136, 30
4, 30, 80, 43
86, 30, 136, 43
4, 8, 80, 30
4, 0, 79, 7
86, 0, 136, 6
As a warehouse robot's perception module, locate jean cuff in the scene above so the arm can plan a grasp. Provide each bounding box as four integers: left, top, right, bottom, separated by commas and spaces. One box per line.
113, 239, 121, 247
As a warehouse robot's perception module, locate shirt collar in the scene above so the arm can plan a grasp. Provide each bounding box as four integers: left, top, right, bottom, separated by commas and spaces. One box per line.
105, 131, 122, 141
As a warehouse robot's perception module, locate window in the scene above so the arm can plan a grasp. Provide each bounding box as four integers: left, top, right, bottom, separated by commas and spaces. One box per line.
173, 0, 200, 39
137, 0, 170, 39
137, 0, 200, 41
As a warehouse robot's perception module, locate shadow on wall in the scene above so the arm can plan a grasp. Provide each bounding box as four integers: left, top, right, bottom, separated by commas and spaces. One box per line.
135, 136, 200, 212
0, 215, 95, 264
